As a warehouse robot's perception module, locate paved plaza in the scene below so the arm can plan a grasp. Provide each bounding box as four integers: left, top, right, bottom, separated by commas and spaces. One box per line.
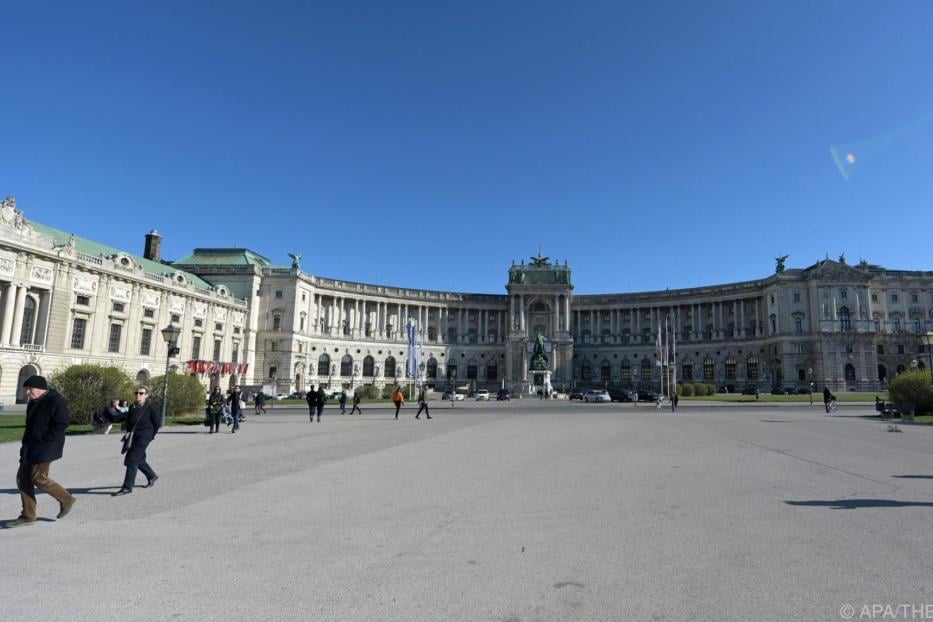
2, 399, 931, 621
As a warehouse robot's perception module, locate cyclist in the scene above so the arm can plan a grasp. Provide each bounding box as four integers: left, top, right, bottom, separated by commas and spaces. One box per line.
822, 387, 836, 414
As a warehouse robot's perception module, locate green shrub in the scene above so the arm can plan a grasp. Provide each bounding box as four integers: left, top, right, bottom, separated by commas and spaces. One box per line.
692, 383, 707, 397
706, 384, 717, 396
146, 373, 207, 418
356, 384, 381, 400
680, 383, 695, 397
49, 365, 136, 425
888, 370, 933, 415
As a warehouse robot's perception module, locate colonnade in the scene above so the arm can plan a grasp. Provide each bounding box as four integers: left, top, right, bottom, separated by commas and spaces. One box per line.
306, 294, 508, 344
571, 298, 764, 343
0, 282, 51, 348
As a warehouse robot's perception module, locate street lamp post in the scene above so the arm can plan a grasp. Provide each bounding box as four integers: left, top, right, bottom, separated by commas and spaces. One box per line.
448, 367, 455, 409
159, 324, 181, 427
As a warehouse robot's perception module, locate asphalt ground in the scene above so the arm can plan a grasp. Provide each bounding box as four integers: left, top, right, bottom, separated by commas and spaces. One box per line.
1, 399, 931, 621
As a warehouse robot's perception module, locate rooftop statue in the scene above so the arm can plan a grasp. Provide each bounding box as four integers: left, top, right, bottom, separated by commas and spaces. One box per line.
288, 252, 302, 269
775, 255, 788, 273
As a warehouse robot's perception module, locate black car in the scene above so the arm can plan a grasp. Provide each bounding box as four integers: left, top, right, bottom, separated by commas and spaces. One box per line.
741, 386, 759, 396
608, 389, 634, 402
637, 391, 659, 402
569, 389, 585, 401
496, 389, 511, 401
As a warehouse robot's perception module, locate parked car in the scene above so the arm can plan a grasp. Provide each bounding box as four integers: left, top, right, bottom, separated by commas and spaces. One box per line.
583, 389, 611, 403
442, 391, 465, 401
272, 393, 287, 400
741, 386, 759, 396
637, 390, 660, 402
475, 389, 490, 401
796, 386, 812, 395
770, 386, 785, 395
288, 391, 306, 399
569, 389, 585, 401
496, 389, 511, 401
608, 389, 634, 402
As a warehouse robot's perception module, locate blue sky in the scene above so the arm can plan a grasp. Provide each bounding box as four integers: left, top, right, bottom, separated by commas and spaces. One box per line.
3, 1, 932, 294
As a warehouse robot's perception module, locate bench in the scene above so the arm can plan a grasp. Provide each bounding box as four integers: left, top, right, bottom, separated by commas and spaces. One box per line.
882, 403, 914, 420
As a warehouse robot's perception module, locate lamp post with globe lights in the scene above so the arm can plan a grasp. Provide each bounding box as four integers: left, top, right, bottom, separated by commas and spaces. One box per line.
159, 324, 182, 427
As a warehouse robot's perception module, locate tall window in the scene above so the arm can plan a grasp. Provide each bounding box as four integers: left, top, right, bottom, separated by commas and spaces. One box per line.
273, 315, 281, 331
467, 359, 478, 379
640, 359, 652, 382
893, 319, 901, 332
340, 355, 352, 376
213, 339, 222, 361
384, 356, 396, 378
703, 357, 715, 381
845, 364, 856, 382
794, 317, 803, 333
317, 353, 330, 376
191, 335, 201, 360
71, 318, 87, 349
140, 328, 152, 356
362, 356, 375, 377
622, 361, 632, 381
486, 361, 497, 380
600, 360, 611, 382
581, 360, 592, 381
839, 307, 850, 330
427, 358, 438, 379
746, 356, 759, 380
681, 358, 694, 381
107, 324, 122, 353
232, 343, 239, 362
724, 356, 736, 379
20, 296, 36, 345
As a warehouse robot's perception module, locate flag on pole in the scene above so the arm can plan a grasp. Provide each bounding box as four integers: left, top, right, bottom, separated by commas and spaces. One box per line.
405, 319, 420, 378
655, 322, 663, 367
662, 315, 670, 366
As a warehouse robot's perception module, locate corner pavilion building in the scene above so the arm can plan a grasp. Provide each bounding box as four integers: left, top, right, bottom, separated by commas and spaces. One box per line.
2, 196, 931, 403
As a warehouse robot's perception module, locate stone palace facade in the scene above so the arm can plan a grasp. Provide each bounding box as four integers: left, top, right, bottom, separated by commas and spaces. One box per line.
2, 196, 931, 403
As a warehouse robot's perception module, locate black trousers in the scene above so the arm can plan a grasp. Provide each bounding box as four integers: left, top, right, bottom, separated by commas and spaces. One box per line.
122, 440, 157, 491
416, 403, 430, 417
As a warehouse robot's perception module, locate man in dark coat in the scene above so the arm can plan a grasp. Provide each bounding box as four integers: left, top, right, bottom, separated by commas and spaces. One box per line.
8, 375, 76, 527
306, 384, 317, 422
112, 385, 161, 496
227, 385, 243, 433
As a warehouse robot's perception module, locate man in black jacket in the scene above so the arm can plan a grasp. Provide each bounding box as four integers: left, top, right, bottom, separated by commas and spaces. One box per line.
112, 385, 161, 496
306, 384, 317, 422
8, 375, 75, 528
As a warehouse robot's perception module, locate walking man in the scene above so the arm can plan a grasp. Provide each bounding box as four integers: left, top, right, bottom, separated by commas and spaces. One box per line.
339, 390, 347, 415
228, 385, 244, 433
316, 386, 326, 422
254, 391, 266, 415
8, 375, 76, 528
415, 387, 432, 420
306, 385, 317, 422
350, 392, 362, 415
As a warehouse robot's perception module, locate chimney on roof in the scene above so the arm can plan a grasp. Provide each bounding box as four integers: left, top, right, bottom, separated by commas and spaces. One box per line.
144, 230, 162, 262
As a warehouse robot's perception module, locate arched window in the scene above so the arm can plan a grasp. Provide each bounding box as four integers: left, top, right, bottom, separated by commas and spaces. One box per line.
703, 357, 715, 380
878, 364, 887, 382
317, 353, 330, 377
621, 359, 632, 381
770, 314, 777, 333
427, 357, 438, 379
340, 355, 352, 377
446, 364, 457, 380
794, 317, 803, 333
681, 358, 694, 381
486, 361, 497, 380
581, 360, 592, 381
20, 296, 36, 345
467, 359, 478, 379
272, 314, 281, 331
724, 356, 736, 379
384, 356, 396, 378
362, 355, 375, 377
896, 364, 906, 375
746, 356, 759, 380
839, 307, 851, 331
844, 363, 856, 382
600, 359, 611, 381
640, 358, 652, 382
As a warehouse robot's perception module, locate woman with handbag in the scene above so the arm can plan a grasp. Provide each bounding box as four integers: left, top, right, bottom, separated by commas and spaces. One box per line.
207, 386, 225, 434
112, 385, 161, 496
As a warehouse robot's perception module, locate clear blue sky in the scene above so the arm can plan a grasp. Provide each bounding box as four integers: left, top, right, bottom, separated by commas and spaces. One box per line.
3, 2, 932, 294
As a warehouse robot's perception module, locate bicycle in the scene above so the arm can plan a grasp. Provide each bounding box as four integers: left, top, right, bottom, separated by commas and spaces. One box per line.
827, 399, 838, 414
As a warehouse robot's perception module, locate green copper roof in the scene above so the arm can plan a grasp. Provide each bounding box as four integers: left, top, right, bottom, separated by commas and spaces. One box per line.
29, 221, 216, 290
174, 248, 273, 267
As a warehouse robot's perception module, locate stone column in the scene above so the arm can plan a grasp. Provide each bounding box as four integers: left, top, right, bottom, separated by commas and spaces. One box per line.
0, 283, 16, 345
11, 284, 27, 346
554, 295, 559, 336
564, 296, 570, 332
739, 300, 745, 337
33, 289, 52, 346
519, 295, 525, 333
